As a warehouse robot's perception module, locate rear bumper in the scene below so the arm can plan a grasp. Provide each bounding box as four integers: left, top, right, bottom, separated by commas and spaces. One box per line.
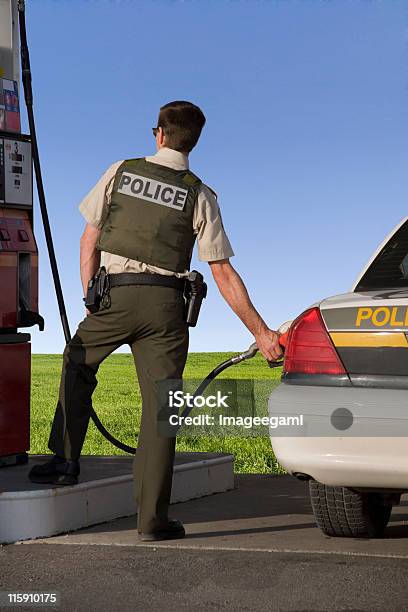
268, 383, 408, 489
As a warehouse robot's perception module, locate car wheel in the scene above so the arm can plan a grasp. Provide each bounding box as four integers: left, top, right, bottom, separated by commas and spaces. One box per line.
309, 480, 392, 538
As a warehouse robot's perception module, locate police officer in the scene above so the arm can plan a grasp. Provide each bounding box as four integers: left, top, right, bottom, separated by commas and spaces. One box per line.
29, 101, 282, 541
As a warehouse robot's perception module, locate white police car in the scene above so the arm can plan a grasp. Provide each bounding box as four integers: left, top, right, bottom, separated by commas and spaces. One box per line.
269, 217, 408, 538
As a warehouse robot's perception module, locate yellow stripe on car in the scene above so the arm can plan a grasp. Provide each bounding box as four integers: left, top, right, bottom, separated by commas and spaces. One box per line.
330, 332, 408, 348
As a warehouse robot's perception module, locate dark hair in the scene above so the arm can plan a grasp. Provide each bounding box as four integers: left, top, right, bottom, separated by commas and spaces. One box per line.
158, 101, 206, 153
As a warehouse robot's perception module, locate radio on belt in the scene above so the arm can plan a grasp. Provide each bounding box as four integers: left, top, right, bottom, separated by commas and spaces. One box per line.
0, 1, 44, 467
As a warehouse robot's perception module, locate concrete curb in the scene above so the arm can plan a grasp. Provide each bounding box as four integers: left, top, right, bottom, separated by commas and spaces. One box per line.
0, 454, 234, 544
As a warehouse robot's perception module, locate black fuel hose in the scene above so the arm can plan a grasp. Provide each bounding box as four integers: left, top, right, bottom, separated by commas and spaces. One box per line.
181, 343, 259, 420
181, 343, 283, 421
17, 2, 136, 454
18, 1, 71, 343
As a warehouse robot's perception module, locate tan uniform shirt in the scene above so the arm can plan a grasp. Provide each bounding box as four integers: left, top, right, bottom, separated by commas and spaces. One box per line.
79, 147, 234, 277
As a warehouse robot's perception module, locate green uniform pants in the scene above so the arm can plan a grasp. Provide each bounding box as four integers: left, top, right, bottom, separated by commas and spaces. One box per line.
48, 284, 189, 534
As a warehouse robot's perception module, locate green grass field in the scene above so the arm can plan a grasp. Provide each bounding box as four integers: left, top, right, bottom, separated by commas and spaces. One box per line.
31, 352, 284, 474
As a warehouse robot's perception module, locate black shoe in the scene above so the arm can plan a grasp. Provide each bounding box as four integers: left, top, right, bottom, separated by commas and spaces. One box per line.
28, 455, 80, 486
139, 519, 186, 542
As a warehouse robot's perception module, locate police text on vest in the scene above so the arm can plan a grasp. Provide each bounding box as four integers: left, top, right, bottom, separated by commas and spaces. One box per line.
118, 172, 188, 210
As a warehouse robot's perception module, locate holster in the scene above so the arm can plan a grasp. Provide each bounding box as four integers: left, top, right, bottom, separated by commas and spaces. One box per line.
183, 270, 207, 327
83, 267, 110, 313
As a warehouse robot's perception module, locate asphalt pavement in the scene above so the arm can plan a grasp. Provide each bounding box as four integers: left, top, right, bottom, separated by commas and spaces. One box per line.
2, 474, 408, 611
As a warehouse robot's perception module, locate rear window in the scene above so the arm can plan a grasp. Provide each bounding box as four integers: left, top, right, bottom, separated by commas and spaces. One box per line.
356, 220, 408, 291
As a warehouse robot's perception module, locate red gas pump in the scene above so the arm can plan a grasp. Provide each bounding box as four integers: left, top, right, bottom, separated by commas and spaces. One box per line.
0, 2, 44, 467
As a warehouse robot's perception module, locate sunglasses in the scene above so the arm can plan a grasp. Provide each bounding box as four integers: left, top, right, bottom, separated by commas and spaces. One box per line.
152, 127, 160, 137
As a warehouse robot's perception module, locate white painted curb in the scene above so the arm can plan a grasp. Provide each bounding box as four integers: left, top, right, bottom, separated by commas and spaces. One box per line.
0, 455, 234, 544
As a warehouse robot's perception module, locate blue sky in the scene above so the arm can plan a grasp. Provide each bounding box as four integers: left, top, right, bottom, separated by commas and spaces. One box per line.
20, 0, 408, 353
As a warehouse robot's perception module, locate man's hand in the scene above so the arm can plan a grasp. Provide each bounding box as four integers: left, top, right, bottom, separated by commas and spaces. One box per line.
255, 328, 283, 362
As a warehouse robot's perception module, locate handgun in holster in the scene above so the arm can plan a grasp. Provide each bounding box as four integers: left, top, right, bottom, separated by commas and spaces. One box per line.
83, 266, 110, 313
184, 270, 207, 327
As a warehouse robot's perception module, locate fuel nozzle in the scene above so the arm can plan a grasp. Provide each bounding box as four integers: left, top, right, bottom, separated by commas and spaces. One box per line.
230, 320, 293, 368
231, 336, 288, 369
266, 320, 292, 368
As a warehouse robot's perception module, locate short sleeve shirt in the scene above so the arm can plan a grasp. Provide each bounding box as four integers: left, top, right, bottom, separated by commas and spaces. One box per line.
79, 147, 234, 277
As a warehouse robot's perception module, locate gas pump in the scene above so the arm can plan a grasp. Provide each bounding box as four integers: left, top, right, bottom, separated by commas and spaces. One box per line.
0, 0, 43, 467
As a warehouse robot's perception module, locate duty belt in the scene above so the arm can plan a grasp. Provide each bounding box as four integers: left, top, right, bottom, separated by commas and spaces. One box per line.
108, 272, 185, 292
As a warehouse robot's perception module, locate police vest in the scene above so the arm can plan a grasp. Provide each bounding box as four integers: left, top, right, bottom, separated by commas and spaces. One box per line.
97, 158, 202, 273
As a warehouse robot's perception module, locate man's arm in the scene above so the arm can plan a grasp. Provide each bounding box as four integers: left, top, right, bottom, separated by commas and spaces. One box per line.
209, 259, 282, 362
80, 223, 101, 297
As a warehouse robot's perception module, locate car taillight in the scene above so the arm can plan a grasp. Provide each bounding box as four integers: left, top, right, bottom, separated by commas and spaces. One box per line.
283, 307, 346, 376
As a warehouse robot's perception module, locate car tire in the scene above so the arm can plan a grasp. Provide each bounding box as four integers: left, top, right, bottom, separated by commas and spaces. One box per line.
309, 480, 392, 538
